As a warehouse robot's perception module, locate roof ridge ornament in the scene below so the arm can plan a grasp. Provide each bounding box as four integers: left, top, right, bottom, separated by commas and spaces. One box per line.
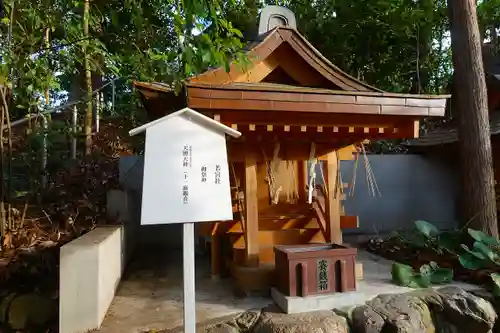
258, 5, 297, 36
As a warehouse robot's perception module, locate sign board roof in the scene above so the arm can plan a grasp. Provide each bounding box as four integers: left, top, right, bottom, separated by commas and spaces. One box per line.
129, 107, 242, 138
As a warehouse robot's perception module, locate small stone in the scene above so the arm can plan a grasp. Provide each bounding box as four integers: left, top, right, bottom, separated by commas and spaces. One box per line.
236, 309, 261, 331
252, 305, 348, 333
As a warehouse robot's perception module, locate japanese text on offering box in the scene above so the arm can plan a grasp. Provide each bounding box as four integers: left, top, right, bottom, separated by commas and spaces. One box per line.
317, 259, 329, 291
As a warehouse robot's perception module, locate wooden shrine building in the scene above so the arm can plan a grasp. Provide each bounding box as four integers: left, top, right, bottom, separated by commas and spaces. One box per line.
134, 5, 449, 292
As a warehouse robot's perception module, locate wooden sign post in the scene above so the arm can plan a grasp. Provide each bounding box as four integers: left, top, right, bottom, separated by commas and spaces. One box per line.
129, 108, 241, 333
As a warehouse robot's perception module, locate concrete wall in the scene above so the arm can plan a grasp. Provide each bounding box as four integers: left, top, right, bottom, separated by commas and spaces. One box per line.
120, 156, 185, 249
318, 154, 459, 234
59, 226, 123, 333
107, 189, 142, 261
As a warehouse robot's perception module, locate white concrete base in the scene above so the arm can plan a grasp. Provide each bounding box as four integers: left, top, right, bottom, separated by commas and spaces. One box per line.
59, 226, 124, 333
272, 250, 483, 314
272, 287, 361, 314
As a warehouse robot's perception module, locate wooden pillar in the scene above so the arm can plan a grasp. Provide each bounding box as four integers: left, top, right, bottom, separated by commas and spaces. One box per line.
297, 160, 308, 202
211, 235, 221, 279
210, 222, 222, 279
325, 152, 342, 244
244, 155, 260, 266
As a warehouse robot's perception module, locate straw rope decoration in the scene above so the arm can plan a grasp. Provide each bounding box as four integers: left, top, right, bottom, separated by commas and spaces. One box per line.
286, 160, 299, 204
361, 143, 381, 197
262, 143, 283, 205
307, 142, 317, 204
349, 143, 380, 197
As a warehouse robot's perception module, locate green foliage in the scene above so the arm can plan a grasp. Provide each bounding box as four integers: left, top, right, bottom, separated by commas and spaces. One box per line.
1, 0, 246, 120
477, 0, 500, 42
284, 0, 451, 94
395, 220, 461, 254
414, 220, 439, 238
458, 228, 500, 270
391, 220, 500, 291
391, 261, 453, 288
395, 220, 500, 272
468, 228, 500, 247
0, 0, 248, 195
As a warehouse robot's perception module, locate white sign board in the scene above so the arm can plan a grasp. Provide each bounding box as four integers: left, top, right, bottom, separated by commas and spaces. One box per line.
135, 109, 238, 225
129, 108, 241, 333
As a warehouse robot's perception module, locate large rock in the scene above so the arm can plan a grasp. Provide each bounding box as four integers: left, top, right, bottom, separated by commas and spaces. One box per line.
252, 305, 348, 333
351, 293, 435, 333
0, 293, 56, 330
435, 287, 496, 333
351, 287, 497, 333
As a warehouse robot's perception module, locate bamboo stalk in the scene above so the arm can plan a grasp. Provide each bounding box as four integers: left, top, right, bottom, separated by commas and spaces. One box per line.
0, 86, 5, 240
83, 0, 93, 155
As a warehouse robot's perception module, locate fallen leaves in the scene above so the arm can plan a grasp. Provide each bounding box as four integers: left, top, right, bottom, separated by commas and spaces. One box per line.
0, 118, 133, 292
0, 115, 136, 331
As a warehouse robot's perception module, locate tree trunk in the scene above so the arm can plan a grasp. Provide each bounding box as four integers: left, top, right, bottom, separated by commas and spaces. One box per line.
83, 0, 92, 155
447, 0, 498, 237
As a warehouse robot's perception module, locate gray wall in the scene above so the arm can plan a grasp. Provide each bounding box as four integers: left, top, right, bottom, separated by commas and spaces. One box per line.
336, 154, 458, 234
119, 154, 459, 248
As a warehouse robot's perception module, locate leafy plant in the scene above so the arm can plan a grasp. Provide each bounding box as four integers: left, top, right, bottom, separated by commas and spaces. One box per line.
414, 220, 439, 237
468, 228, 500, 247
391, 261, 453, 288
396, 220, 461, 255
458, 229, 500, 270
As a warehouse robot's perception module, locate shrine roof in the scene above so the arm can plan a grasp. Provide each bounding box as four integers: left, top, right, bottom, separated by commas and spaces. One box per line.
134, 26, 449, 119
184, 82, 449, 100
187, 26, 380, 92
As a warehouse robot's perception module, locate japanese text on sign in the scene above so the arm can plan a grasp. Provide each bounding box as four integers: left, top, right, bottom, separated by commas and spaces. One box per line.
182, 145, 192, 168
182, 145, 192, 204
201, 166, 207, 183
215, 165, 221, 185
317, 259, 329, 291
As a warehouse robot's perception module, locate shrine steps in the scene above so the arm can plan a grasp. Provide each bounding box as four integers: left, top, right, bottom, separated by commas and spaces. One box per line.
197, 200, 360, 294
230, 228, 325, 247
227, 217, 319, 232
228, 212, 325, 293
227, 216, 361, 293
